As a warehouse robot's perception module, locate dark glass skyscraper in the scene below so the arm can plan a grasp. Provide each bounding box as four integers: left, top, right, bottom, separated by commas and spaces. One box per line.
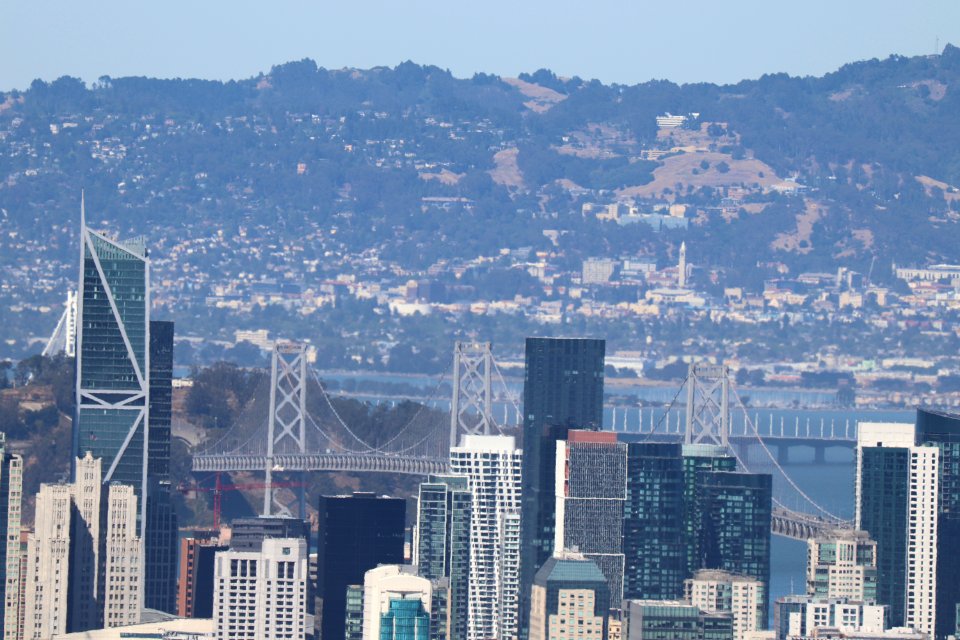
318, 492, 405, 640
519, 337, 605, 638
144, 319, 177, 613
697, 471, 772, 628
74, 205, 150, 531
622, 440, 686, 601
416, 475, 471, 640
681, 444, 737, 577
858, 443, 910, 626
915, 408, 960, 639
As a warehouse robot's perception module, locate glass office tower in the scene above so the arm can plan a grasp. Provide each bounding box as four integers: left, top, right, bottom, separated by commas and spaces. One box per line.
416, 475, 471, 640
519, 337, 605, 638
698, 471, 772, 628
144, 319, 177, 613
682, 445, 737, 578
317, 493, 405, 640
622, 440, 687, 601
74, 210, 150, 523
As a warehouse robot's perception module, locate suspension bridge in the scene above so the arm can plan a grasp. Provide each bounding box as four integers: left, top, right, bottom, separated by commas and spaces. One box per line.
191, 342, 854, 539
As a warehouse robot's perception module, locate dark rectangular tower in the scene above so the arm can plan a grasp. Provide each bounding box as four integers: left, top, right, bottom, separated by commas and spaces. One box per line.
697, 471, 772, 628
143, 319, 177, 613
622, 440, 686, 601
318, 492, 405, 640
519, 336, 605, 638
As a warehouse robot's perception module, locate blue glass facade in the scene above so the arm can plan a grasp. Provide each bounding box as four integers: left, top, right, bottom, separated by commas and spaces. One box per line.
380, 598, 430, 640
74, 228, 149, 496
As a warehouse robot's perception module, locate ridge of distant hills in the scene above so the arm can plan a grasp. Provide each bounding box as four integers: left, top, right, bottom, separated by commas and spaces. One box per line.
1, 47, 960, 359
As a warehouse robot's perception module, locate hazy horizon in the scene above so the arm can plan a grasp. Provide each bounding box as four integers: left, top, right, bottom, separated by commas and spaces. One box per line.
3, 0, 959, 92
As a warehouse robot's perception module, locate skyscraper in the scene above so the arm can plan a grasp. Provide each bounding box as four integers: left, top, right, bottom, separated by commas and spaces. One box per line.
450, 435, 523, 640
681, 445, 737, 578
0, 435, 23, 640
24, 454, 142, 638
529, 552, 610, 640
213, 537, 308, 640
622, 440, 686, 602
520, 337, 605, 638
805, 530, 877, 603
415, 474, 471, 640
74, 200, 152, 539
317, 493, 405, 640
915, 408, 960, 639
856, 422, 938, 635
697, 472, 772, 628
554, 431, 626, 605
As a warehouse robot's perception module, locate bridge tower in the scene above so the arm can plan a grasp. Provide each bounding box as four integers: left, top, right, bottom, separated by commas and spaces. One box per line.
449, 341, 496, 448
264, 341, 307, 518
684, 363, 730, 448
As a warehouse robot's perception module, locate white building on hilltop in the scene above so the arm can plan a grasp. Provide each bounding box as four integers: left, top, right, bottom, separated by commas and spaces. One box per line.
450, 435, 522, 640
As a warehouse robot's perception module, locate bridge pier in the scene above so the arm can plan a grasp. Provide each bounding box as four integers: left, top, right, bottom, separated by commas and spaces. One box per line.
776, 444, 790, 465
813, 444, 826, 465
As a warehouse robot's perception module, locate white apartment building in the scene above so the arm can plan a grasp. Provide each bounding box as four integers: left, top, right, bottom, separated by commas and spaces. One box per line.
685, 570, 763, 640
213, 537, 307, 640
24, 454, 141, 639
450, 435, 523, 640
856, 422, 938, 636
361, 565, 432, 640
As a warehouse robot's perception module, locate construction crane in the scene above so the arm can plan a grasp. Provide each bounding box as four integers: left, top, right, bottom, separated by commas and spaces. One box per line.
177, 474, 305, 530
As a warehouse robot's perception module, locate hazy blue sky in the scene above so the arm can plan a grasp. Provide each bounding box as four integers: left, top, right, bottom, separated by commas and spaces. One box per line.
3, 0, 959, 91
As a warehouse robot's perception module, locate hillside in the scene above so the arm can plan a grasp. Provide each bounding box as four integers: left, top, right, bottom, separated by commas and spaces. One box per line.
1, 49, 960, 367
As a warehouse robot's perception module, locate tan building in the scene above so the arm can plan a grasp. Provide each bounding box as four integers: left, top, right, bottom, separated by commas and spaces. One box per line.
24, 454, 142, 639
684, 570, 763, 640
529, 551, 609, 640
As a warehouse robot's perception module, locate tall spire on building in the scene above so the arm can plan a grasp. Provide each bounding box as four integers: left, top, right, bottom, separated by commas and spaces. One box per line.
678, 242, 687, 288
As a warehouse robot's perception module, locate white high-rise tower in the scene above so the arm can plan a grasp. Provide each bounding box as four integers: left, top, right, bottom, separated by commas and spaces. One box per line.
450, 435, 522, 640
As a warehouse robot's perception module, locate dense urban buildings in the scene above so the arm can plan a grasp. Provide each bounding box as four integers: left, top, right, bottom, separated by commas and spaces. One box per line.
415, 474, 472, 640
681, 445, 738, 579
529, 552, 610, 640
520, 337, 605, 638
450, 435, 523, 640
213, 537, 308, 640
317, 493, 405, 640
856, 422, 939, 635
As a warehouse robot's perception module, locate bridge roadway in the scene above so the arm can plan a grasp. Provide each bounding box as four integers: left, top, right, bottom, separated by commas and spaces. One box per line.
193, 453, 851, 541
